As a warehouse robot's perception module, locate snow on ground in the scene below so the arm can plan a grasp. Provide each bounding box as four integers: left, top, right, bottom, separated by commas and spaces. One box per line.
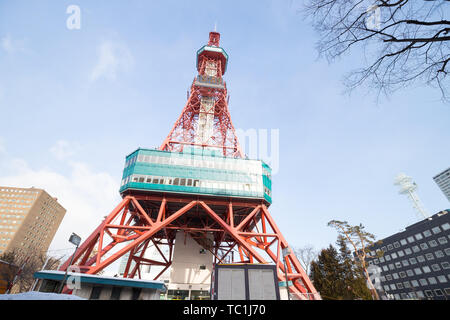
0, 292, 85, 300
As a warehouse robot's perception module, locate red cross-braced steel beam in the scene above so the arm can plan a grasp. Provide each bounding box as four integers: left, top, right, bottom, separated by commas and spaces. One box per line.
59, 194, 320, 299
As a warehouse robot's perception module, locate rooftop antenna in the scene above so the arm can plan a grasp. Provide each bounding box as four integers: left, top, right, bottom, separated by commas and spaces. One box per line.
394, 173, 430, 220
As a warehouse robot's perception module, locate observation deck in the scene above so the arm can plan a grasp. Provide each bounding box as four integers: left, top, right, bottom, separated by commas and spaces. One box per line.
119, 147, 272, 205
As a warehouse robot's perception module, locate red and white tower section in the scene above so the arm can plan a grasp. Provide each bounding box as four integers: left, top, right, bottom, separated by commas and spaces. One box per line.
59, 32, 320, 300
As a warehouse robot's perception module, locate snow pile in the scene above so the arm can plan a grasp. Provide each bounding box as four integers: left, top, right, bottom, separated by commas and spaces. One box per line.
0, 292, 86, 300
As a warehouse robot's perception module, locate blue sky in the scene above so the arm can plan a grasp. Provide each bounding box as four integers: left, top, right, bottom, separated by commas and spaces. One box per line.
0, 0, 449, 262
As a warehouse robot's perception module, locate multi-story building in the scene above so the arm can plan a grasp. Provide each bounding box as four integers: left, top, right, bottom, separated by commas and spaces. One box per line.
434, 168, 450, 202
366, 210, 450, 300
0, 186, 66, 256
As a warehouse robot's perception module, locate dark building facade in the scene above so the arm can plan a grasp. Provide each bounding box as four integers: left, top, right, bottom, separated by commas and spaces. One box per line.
367, 210, 450, 300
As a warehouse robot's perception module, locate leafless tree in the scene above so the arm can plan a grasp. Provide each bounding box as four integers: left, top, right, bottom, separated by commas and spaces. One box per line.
293, 244, 317, 275
303, 0, 450, 101
0, 248, 61, 293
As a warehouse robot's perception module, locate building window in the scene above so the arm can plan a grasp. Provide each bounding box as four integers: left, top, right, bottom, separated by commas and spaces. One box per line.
404, 248, 412, 255
397, 250, 404, 257
110, 287, 122, 300
414, 268, 422, 275
445, 248, 450, 256
407, 236, 415, 243
90, 287, 103, 300
428, 277, 437, 285
131, 288, 141, 300
437, 275, 448, 284
409, 257, 417, 265
438, 237, 448, 245
423, 230, 432, 237
391, 252, 398, 259
386, 275, 393, 281
412, 245, 420, 253
395, 262, 402, 268
417, 255, 425, 263
399, 271, 406, 278
435, 250, 445, 258
428, 240, 438, 247
400, 239, 407, 245
393, 242, 400, 248
403, 281, 411, 288
419, 243, 429, 250
432, 226, 441, 234
385, 254, 391, 261
442, 223, 450, 231
431, 264, 441, 272
434, 289, 444, 297
402, 259, 409, 266
392, 273, 399, 280
396, 283, 404, 289
406, 270, 414, 277
411, 280, 419, 287
422, 266, 431, 273
415, 233, 423, 240
424, 290, 434, 298
388, 264, 395, 270
425, 253, 435, 261
419, 279, 428, 286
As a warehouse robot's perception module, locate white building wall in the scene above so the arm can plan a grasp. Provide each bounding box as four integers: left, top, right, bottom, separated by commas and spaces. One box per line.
168, 230, 213, 291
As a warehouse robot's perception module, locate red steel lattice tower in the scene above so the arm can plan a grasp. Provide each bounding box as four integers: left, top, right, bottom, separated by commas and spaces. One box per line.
160, 32, 243, 158
59, 32, 320, 300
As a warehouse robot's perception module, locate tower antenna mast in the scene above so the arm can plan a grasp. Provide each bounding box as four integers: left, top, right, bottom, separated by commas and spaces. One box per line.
394, 173, 430, 220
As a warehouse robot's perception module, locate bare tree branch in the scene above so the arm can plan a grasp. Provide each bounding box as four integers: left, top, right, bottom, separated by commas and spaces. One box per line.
303, 0, 450, 101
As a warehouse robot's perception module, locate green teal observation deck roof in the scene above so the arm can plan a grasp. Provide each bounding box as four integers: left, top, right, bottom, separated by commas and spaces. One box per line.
120, 147, 272, 204
196, 45, 229, 74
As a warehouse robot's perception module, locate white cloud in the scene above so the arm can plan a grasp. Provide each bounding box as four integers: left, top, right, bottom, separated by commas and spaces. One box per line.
90, 41, 134, 82
0, 145, 121, 262
50, 140, 80, 160
1, 34, 25, 54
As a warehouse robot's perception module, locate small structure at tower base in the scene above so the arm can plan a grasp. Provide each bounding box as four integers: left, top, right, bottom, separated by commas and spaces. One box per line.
33, 270, 166, 300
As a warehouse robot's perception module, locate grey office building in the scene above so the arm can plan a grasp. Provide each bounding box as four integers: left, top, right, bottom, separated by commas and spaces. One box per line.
434, 168, 450, 202
366, 210, 450, 300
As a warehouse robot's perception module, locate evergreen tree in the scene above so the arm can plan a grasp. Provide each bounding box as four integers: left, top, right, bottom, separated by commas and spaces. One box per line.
328, 220, 382, 300
309, 238, 374, 300
310, 245, 346, 300
336, 236, 373, 300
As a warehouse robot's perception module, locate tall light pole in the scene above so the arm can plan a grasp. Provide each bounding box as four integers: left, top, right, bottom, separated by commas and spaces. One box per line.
394, 173, 430, 220
58, 233, 81, 293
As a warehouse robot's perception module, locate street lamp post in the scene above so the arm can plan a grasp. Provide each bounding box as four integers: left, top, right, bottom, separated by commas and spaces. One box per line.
58, 232, 81, 294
